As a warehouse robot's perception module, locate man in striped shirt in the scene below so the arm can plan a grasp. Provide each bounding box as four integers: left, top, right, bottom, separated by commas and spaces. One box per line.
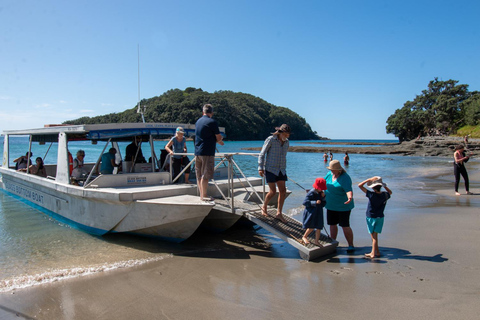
258, 124, 291, 223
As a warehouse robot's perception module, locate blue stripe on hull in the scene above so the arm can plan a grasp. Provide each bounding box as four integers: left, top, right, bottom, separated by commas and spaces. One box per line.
0, 189, 108, 236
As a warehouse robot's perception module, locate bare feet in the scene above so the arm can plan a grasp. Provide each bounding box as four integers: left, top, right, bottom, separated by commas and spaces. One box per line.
302, 236, 310, 245
466, 191, 473, 195
313, 241, 323, 247
364, 253, 376, 259
274, 213, 287, 223
261, 207, 269, 217
455, 192, 461, 196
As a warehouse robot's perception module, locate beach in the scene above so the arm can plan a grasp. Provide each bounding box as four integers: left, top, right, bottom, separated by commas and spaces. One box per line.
0, 158, 478, 320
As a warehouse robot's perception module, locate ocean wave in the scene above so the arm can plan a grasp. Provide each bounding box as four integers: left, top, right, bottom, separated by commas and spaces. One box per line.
0, 254, 173, 293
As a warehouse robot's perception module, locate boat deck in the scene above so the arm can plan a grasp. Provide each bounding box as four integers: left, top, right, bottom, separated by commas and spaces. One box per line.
214, 199, 338, 261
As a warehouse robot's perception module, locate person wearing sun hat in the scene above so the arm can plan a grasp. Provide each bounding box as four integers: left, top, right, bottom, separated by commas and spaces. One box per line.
301, 177, 327, 246
324, 160, 355, 252
258, 124, 291, 223
165, 126, 192, 184
358, 176, 393, 259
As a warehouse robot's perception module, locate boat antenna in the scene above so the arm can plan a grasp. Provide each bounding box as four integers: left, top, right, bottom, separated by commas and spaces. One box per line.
136, 44, 146, 123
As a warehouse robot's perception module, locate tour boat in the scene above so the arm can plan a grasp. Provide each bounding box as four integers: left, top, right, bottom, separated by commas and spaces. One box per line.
0, 123, 224, 242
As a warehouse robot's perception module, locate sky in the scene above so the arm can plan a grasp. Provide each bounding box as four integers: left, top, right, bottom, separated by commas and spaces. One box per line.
1, 1, 479, 139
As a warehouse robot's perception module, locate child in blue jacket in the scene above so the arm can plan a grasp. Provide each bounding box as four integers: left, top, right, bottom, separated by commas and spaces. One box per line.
302, 178, 327, 246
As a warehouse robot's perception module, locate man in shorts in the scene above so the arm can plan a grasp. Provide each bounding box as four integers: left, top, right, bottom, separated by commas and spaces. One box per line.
194, 104, 224, 202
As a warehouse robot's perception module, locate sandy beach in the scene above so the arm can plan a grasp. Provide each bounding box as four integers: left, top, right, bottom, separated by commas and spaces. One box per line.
1, 162, 479, 320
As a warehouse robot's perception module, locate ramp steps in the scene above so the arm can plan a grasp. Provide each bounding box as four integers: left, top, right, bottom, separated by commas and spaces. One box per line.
213, 199, 339, 260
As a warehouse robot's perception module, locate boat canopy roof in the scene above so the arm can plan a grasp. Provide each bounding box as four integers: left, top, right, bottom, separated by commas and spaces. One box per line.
2, 123, 226, 142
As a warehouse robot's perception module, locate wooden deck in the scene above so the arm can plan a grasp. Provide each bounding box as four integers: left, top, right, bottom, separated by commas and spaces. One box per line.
213, 199, 338, 261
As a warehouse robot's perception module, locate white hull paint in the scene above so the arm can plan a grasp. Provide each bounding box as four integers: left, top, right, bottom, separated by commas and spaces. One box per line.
0, 168, 213, 242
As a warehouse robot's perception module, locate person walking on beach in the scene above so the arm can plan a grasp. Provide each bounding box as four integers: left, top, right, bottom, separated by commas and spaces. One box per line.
454, 144, 473, 196
258, 124, 291, 223
324, 160, 355, 252
302, 178, 327, 246
195, 104, 224, 202
358, 176, 392, 258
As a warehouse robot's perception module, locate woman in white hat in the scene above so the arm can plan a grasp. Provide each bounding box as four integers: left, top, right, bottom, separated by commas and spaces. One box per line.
165, 127, 191, 183
324, 160, 355, 252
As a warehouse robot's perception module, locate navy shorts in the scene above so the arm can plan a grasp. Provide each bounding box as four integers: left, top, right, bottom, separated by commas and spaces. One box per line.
265, 170, 288, 183
327, 209, 351, 227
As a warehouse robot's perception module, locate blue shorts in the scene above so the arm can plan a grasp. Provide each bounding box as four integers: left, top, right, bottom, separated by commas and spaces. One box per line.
265, 170, 288, 183
366, 217, 384, 234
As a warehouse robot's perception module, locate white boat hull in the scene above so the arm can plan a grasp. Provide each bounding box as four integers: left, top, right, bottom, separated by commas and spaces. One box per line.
0, 169, 213, 242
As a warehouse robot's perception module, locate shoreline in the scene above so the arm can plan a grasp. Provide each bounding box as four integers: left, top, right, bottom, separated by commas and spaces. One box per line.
245, 137, 480, 157
1, 162, 479, 319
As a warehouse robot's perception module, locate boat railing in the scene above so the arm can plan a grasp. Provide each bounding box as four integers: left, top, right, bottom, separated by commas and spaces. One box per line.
169, 152, 265, 213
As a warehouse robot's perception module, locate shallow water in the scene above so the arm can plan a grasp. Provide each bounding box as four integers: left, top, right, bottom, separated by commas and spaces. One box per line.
0, 137, 462, 291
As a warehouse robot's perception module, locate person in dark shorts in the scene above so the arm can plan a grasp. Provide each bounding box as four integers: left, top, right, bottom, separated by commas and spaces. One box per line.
324, 160, 355, 252
258, 124, 291, 223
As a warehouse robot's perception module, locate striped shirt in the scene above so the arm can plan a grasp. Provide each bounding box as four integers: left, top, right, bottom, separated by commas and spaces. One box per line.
258, 135, 289, 175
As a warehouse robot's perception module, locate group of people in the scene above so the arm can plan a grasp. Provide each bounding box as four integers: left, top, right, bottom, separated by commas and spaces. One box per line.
257, 124, 392, 258
14, 152, 47, 178
323, 151, 350, 166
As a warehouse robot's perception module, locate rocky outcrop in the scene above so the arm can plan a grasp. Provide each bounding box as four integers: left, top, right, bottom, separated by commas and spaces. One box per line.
245, 137, 479, 157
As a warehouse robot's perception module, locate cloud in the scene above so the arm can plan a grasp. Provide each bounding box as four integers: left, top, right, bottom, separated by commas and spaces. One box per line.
34, 103, 52, 109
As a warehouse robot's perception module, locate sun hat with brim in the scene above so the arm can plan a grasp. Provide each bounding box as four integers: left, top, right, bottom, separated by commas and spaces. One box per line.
313, 177, 327, 190
176, 127, 185, 134
274, 124, 291, 134
367, 176, 387, 188
327, 160, 344, 172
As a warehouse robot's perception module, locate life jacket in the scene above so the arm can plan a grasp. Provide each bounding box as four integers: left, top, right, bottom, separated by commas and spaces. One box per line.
68, 152, 73, 175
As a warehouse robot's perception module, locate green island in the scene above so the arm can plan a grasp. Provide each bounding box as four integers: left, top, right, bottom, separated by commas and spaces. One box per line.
65, 79, 480, 156
64, 88, 323, 141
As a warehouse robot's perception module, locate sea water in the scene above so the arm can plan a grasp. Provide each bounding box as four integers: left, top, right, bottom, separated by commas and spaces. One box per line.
0, 137, 455, 291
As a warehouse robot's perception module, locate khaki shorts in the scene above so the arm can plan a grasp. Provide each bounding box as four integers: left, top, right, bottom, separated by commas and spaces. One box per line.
195, 156, 215, 180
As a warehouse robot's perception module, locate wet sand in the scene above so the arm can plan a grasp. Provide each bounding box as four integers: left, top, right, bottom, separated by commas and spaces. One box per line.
1, 163, 479, 320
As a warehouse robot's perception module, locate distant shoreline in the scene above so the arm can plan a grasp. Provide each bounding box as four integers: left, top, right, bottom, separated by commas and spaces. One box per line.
244, 137, 479, 157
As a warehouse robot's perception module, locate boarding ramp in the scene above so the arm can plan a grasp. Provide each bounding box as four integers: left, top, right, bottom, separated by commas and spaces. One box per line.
209, 153, 338, 261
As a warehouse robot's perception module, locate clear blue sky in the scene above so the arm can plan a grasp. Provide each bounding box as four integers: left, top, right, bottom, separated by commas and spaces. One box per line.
1, 0, 479, 139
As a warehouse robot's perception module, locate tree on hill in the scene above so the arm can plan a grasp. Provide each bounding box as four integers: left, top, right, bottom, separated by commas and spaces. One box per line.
386, 78, 479, 141
64, 88, 322, 140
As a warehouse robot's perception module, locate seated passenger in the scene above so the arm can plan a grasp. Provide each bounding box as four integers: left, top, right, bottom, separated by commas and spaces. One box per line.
19, 157, 47, 177
14, 152, 32, 170
71, 150, 88, 179
100, 148, 120, 174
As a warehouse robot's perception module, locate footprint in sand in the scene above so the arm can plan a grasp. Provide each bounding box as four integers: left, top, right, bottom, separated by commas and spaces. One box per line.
330, 270, 342, 275
366, 271, 384, 275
